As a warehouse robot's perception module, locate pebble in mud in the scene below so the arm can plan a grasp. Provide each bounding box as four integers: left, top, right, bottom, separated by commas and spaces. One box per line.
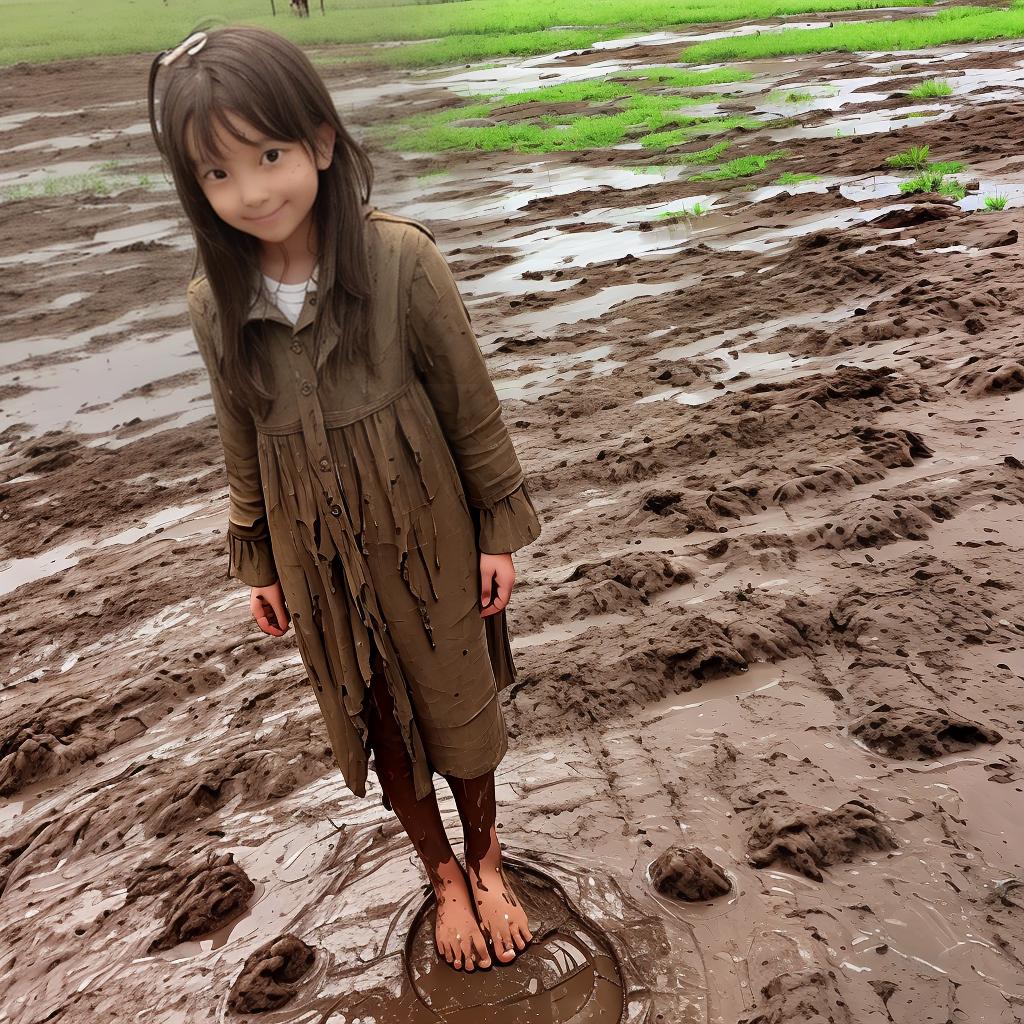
848, 703, 1003, 760
127, 850, 255, 953
743, 794, 898, 882
227, 933, 317, 1014
649, 845, 732, 901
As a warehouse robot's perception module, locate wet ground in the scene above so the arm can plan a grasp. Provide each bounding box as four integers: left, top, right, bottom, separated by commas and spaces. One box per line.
3, 13, 1024, 1024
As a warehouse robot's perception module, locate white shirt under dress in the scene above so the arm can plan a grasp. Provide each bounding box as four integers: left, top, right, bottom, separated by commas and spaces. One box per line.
261, 273, 313, 325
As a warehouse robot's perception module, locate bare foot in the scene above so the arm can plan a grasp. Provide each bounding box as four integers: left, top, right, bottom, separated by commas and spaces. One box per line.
431, 855, 492, 971
466, 858, 533, 964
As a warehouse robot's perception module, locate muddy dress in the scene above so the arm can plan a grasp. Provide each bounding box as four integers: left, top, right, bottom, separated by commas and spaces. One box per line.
186, 206, 542, 802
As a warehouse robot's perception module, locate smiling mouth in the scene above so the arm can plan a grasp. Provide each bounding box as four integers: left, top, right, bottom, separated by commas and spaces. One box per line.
245, 204, 284, 222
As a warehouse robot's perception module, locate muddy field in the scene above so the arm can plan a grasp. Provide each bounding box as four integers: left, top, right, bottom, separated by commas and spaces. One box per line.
3, 15, 1024, 1024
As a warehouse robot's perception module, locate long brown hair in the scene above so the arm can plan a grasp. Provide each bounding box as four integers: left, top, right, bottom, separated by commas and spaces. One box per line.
147, 24, 375, 411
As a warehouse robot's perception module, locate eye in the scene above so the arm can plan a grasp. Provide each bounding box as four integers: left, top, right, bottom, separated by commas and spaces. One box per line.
265, 148, 282, 164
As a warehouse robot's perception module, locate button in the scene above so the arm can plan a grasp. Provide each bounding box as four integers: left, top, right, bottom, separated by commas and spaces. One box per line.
330, 504, 342, 516
300, 381, 313, 395
290, 341, 302, 354
319, 458, 330, 471
309, 295, 317, 306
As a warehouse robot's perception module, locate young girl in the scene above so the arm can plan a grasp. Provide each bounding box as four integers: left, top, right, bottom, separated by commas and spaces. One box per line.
147, 25, 542, 973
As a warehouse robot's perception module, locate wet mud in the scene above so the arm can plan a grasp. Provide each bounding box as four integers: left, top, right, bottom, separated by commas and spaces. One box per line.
3, 13, 1024, 1024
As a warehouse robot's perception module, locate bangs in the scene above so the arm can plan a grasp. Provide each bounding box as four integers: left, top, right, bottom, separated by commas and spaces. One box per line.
179, 81, 305, 172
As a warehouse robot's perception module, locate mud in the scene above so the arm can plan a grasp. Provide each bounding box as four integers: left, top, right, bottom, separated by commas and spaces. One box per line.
3, 13, 1024, 1024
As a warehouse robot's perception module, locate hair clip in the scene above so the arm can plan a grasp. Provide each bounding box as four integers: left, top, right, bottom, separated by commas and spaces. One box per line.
159, 30, 208, 67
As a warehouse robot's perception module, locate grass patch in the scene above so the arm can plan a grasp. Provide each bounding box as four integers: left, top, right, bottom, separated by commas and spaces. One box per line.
681, 140, 733, 164
688, 151, 788, 181
898, 170, 966, 199
886, 145, 964, 174
1, 169, 157, 202
679, 3, 1024, 63
906, 110, 942, 118
907, 78, 953, 98
381, 81, 761, 154
613, 66, 753, 88
2, 0, 943, 67
776, 171, 822, 184
984, 194, 1009, 210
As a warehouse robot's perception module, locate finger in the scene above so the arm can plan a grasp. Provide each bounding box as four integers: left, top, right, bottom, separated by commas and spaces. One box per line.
269, 593, 290, 631
479, 566, 493, 608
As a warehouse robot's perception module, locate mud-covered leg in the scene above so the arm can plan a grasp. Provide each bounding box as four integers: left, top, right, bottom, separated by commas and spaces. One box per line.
445, 771, 533, 964
366, 656, 491, 971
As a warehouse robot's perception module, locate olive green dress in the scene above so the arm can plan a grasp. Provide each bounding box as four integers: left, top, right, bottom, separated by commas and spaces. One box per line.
186, 206, 542, 802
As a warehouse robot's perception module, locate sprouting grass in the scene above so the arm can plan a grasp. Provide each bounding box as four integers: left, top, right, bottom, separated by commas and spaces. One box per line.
682, 140, 733, 164
3, 0, 945, 66
765, 89, 816, 103
1, 170, 158, 202
886, 145, 932, 170
776, 171, 822, 184
679, 4, 1024, 63
898, 170, 965, 199
907, 78, 953, 98
688, 151, 788, 181
906, 110, 942, 118
984, 194, 1009, 210
887, 146, 965, 177
657, 201, 710, 218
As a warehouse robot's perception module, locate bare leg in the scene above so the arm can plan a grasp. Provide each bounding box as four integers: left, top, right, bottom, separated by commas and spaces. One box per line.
366, 661, 491, 971
445, 771, 533, 963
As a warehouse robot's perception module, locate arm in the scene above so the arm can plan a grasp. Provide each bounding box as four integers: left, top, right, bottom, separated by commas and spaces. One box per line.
186, 280, 279, 589
406, 230, 542, 555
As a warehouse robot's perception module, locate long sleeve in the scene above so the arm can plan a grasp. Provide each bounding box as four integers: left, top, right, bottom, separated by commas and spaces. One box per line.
186, 279, 279, 588
406, 230, 541, 555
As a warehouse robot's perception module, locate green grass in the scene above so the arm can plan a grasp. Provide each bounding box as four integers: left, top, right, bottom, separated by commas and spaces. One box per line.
688, 150, 788, 181
886, 144, 932, 170
898, 170, 966, 199
379, 80, 762, 154
906, 110, 942, 118
681, 140, 733, 163
1, 169, 158, 202
679, 3, 1024, 63
1, 0, 941, 67
984, 194, 1009, 210
657, 201, 710, 218
907, 78, 954, 97
776, 171, 822, 184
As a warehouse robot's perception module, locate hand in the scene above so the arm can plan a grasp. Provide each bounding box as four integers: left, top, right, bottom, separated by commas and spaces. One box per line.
479, 552, 515, 618
250, 581, 290, 637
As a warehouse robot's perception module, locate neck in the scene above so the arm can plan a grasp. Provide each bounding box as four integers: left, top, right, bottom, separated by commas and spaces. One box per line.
260, 213, 319, 284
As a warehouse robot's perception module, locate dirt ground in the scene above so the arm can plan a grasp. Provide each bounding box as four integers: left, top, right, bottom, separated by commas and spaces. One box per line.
2, 15, 1024, 1024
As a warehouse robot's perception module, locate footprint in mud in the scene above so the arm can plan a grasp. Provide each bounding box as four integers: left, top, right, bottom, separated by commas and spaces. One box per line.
847, 703, 1003, 760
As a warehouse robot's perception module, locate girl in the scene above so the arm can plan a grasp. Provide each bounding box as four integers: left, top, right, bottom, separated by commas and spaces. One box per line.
147, 24, 543, 973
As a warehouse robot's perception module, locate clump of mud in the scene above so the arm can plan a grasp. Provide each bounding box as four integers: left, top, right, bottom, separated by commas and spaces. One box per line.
649, 845, 732, 901
127, 850, 254, 952
848, 703, 1003, 759
228, 934, 318, 1014
744, 793, 898, 881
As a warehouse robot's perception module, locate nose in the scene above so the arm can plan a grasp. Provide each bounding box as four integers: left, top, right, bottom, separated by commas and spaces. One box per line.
237, 172, 271, 211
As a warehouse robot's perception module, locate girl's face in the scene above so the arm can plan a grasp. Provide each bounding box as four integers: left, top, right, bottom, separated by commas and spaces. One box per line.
190, 110, 334, 252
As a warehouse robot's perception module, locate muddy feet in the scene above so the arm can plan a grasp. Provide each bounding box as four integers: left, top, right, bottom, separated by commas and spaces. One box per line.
466, 858, 533, 964
432, 856, 492, 971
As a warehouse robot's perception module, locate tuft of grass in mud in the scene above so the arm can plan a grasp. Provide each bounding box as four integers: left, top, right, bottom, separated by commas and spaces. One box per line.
886, 145, 932, 170
1, 169, 158, 202
898, 170, 966, 200
612, 66, 753, 88
984, 194, 1009, 210
4, 0, 943, 66
678, 3, 1024, 63
776, 171, 822, 184
907, 78, 954, 98
688, 150, 788, 181
680, 140, 733, 164
657, 201, 710, 218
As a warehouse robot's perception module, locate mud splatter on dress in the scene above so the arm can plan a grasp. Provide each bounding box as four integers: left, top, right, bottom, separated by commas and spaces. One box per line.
186, 206, 542, 802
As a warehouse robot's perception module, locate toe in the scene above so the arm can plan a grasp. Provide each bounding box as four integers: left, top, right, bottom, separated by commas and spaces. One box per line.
510, 924, 527, 951
492, 931, 516, 963
472, 932, 492, 970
